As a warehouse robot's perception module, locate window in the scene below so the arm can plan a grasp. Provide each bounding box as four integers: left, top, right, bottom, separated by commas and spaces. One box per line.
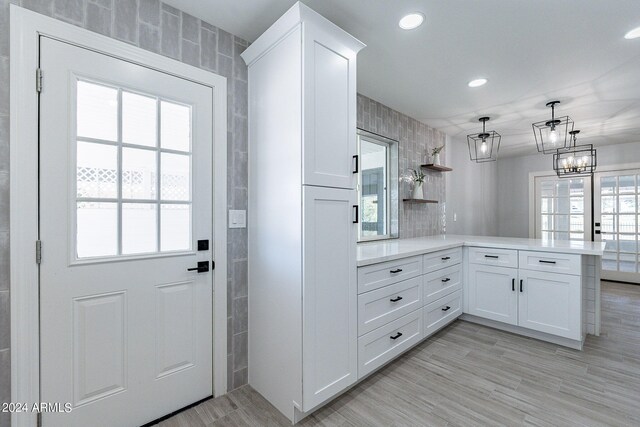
357, 129, 398, 241
75, 80, 193, 259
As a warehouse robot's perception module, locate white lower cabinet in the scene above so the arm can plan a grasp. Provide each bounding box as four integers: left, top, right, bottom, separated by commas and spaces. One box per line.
518, 270, 581, 340
467, 264, 518, 325
424, 290, 462, 337
357, 310, 422, 377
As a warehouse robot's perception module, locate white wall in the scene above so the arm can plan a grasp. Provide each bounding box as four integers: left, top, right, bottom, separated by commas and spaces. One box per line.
446, 137, 499, 236
497, 140, 640, 238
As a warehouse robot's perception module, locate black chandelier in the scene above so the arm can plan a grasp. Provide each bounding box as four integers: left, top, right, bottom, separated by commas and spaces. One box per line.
532, 100, 574, 154
553, 130, 597, 178
467, 117, 500, 163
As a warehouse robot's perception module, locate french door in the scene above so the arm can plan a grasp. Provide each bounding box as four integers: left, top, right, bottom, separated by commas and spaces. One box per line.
39, 37, 214, 426
594, 170, 640, 284
533, 175, 592, 242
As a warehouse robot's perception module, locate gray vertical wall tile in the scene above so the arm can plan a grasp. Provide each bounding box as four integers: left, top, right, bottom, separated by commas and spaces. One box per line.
86, 2, 112, 36
53, 0, 84, 24
3, 0, 252, 394
137, 0, 158, 26
114, 0, 137, 44
160, 9, 179, 59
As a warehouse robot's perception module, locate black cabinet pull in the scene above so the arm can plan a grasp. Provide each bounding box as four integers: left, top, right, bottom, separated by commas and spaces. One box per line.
390, 268, 403, 274
520, 279, 523, 292
441, 256, 451, 261
390, 332, 403, 340
187, 261, 209, 273
484, 255, 499, 259
353, 155, 359, 173
539, 260, 556, 264
512, 278, 515, 292
442, 306, 451, 312
441, 278, 451, 283
390, 296, 403, 302
353, 205, 359, 223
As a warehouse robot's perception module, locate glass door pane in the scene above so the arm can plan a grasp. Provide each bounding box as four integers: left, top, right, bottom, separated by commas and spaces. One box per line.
594, 171, 640, 283
535, 176, 590, 242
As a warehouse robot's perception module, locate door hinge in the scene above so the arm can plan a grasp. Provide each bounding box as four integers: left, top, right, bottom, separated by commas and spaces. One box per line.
36, 240, 42, 264
36, 68, 43, 93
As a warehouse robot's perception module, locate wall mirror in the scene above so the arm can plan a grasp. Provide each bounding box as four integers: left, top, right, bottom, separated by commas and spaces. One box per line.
357, 129, 399, 241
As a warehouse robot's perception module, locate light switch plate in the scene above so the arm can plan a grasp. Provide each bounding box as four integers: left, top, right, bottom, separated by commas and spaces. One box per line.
229, 210, 247, 229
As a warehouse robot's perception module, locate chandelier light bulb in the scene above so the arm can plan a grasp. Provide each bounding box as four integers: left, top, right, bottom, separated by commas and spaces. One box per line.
549, 128, 559, 144
480, 141, 488, 154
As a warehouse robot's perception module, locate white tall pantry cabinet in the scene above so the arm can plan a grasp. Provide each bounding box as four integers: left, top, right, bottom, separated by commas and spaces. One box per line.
241, 3, 365, 422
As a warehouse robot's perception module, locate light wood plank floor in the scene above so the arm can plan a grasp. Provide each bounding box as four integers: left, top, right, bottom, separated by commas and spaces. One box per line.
156, 281, 640, 426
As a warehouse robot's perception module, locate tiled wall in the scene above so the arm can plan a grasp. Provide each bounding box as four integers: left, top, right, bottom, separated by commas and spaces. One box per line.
0, 0, 250, 414
357, 94, 447, 238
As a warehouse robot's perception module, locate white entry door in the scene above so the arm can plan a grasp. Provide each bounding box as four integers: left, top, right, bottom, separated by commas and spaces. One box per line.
594, 169, 640, 284
39, 37, 214, 426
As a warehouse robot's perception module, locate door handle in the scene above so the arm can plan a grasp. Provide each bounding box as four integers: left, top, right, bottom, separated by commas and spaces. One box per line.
353, 205, 359, 223
353, 155, 359, 173
390, 332, 403, 340
187, 261, 209, 273
390, 296, 403, 302
441, 306, 451, 312
520, 279, 523, 293
512, 278, 515, 291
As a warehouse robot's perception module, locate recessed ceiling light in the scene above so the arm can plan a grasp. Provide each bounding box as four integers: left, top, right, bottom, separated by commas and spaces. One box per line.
468, 78, 488, 88
399, 13, 425, 30
624, 26, 640, 39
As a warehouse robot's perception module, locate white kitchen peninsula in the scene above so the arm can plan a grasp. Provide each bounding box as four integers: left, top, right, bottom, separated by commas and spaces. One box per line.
357, 234, 606, 368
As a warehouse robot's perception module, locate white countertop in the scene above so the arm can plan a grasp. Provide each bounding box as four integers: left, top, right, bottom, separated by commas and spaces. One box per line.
357, 234, 606, 266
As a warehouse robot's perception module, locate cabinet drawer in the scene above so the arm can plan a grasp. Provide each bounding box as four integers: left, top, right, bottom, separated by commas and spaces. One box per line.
424, 290, 462, 338
423, 264, 462, 305
468, 247, 518, 268
358, 310, 422, 378
423, 248, 462, 273
358, 277, 422, 336
519, 251, 581, 275
357, 255, 423, 294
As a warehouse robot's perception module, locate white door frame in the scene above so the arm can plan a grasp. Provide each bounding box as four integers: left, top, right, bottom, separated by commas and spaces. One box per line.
10, 6, 228, 427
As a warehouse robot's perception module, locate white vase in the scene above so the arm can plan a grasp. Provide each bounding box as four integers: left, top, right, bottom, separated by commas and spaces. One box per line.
412, 182, 424, 199
433, 153, 441, 165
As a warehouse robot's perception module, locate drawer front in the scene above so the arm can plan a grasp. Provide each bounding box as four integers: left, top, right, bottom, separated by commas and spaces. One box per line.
357, 256, 423, 294
423, 248, 462, 273
424, 290, 462, 338
358, 277, 422, 336
423, 264, 462, 305
519, 251, 581, 275
358, 310, 422, 378
468, 247, 518, 268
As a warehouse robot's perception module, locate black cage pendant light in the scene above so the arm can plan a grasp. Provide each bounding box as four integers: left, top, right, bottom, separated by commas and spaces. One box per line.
467, 117, 500, 163
553, 130, 597, 178
532, 100, 574, 154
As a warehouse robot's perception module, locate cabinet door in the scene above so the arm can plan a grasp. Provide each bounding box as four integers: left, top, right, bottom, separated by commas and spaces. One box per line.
302, 24, 359, 189
302, 186, 357, 409
467, 264, 518, 325
518, 270, 581, 340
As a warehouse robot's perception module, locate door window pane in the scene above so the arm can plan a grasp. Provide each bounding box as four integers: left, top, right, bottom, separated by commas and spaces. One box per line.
160, 101, 191, 152
122, 203, 157, 254
122, 92, 157, 147
77, 81, 118, 141
619, 195, 636, 214
161, 204, 191, 251
537, 177, 585, 242
601, 196, 616, 213
77, 142, 118, 198
161, 153, 190, 201
123, 148, 157, 200
601, 177, 616, 195
77, 202, 117, 257
619, 175, 636, 194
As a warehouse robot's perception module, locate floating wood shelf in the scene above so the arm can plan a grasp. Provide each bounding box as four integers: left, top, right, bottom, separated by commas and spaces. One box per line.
403, 199, 438, 204
421, 164, 453, 172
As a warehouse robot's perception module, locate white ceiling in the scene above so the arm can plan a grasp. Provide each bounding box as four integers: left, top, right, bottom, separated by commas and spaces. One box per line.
166, 0, 640, 157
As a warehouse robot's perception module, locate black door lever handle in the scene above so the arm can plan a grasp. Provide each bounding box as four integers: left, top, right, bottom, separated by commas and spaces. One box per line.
188, 261, 209, 273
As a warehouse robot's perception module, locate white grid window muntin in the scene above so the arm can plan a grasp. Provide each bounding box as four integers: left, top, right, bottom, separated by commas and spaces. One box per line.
600, 174, 640, 273
539, 178, 586, 242
75, 79, 193, 259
